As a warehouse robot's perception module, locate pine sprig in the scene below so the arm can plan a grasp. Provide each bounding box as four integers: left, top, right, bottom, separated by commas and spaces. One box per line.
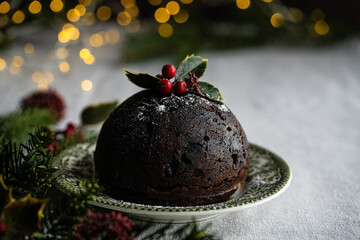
0, 127, 57, 198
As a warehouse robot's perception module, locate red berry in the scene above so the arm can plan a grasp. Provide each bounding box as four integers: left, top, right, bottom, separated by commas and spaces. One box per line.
157, 79, 172, 95
162, 64, 176, 79
173, 80, 187, 95
0, 222, 6, 236
45, 144, 56, 153
65, 122, 76, 136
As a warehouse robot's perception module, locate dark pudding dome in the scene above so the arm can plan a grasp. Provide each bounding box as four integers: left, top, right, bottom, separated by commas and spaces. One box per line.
94, 90, 250, 206
94, 55, 250, 206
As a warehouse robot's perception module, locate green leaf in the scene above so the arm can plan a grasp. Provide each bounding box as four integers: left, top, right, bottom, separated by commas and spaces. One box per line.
197, 81, 224, 101
124, 69, 160, 88
175, 55, 208, 82
81, 101, 118, 125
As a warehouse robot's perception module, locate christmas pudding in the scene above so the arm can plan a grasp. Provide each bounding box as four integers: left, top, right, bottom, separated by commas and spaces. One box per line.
94, 55, 250, 206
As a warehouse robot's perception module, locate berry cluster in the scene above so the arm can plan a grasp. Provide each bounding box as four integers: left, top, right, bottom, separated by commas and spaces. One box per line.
70, 211, 134, 240
156, 64, 187, 96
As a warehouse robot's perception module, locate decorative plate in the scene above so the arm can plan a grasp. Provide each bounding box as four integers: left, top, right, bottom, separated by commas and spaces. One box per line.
53, 143, 291, 223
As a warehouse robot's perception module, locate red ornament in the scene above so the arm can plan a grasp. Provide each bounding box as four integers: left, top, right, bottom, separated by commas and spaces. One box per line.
157, 79, 172, 95
0, 222, 7, 237
161, 64, 176, 79
45, 144, 56, 153
173, 80, 187, 95
20, 89, 65, 121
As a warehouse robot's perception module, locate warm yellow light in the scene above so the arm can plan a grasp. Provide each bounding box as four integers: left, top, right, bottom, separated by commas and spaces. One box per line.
79, 0, 92, 7
67, 9, 81, 22
149, 0, 161, 6
311, 8, 325, 21
89, 33, 103, 47
180, 0, 193, 4
155, 7, 170, 23
108, 29, 120, 44
158, 23, 173, 38
55, 47, 68, 59
32, 71, 42, 82
0, 1, 10, 14
99, 31, 109, 44
24, 43, 35, 54
9, 66, 20, 75
125, 5, 139, 17
174, 9, 189, 23
44, 72, 54, 83
59, 61, 70, 73
37, 80, 48, 90
270, 13, 284, 28
0, 2, 10, 14
12, 10, 26, 24
82, 12, 96, 25
81, 80, 93, 91
166, 1, 180, 15
0, 15, 9, 27
0, 58, 6, 71
12, 56, 24, 67
288, 8, 303, 23
126, 19, 140, 33
262, 0, 272, 2
236, 0, 250, 10
314, 20, 329, 35
83, 55, 95, 65
50, 0, 64, 13
117, 11, 131, 26
121, 0, 135, 8
29, 1, 42, 14
58, 31, 70, 43
69, 27, 80, 40
96, 6, 111, 21
75, 4, 86, 16
79, 48, 91, 59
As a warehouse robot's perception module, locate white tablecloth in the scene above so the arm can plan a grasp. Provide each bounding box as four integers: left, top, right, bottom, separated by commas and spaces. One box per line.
1, 34, 359, 239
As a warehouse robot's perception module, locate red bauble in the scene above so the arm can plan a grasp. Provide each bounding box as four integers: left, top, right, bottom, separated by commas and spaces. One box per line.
161, 64, 176, 79
20, 89, 65, 121
157, 79, 172, 95
173, 80, 187, 95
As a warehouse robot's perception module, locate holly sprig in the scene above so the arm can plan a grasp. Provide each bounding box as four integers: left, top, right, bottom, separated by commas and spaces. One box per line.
124, 55, 224, 101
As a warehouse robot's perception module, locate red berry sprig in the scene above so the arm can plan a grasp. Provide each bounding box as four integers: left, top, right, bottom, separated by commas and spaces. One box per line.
173, 80, 187, 95
157, 79, 173, 95
162, 64, 176, 79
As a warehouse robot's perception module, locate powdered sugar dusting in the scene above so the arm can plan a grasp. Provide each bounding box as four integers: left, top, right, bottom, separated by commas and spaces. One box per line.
218, 104, 230, 112
156, 104, 166, 112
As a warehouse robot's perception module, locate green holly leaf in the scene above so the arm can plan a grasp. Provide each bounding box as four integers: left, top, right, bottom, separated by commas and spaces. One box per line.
124, 69, 160, 88
198, 81, 224, 101
2, 195, 48, 238
81, 101, 118, 125
175, 55, 208, 82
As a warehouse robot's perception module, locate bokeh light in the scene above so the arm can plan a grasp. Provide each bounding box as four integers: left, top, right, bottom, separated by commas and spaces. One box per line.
126, 5, 139, 17
32, 71, 42, 82
79, 48, 91, 59
126, 19, 141, 33
158, 23, 173, 38
270, 13, 284, 28
12, 10, 26, 24
75, 4, 86, 16
155, 8, 170, 23
79, 0, 92, 7
83, 55, 95, 65
82, 12, 96, 25
121, 0, 136, 8
56, 47, 68, 59
29, 1, 42, 14
12, 56, 24, 68
67, 9, 81, 22
81, 80, 93, 91
59, 61, 70, 73
97, 6, 111, 21
311, 8, 325, 21
314, 20, 329, 35
0, 2, 10, 14
117, 11, 131, 26
236, 0, 250, 10
166, 1, 180, 15
89, 34, 104, 47
108, 29, 120, 44
0, 58, 6, 71
288, 8, 303, 23
174, 9, 189, 23
24, 43, 35, 55
50, 0, 64, 13
180, 0, 193, 4
149, 0, 161, 6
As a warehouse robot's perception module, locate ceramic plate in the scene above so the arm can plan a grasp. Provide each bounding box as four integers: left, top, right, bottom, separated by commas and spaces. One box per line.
53, 143, 291, 223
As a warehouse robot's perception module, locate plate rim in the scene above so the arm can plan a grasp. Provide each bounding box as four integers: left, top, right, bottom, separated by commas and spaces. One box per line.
54, 142, 292, 215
